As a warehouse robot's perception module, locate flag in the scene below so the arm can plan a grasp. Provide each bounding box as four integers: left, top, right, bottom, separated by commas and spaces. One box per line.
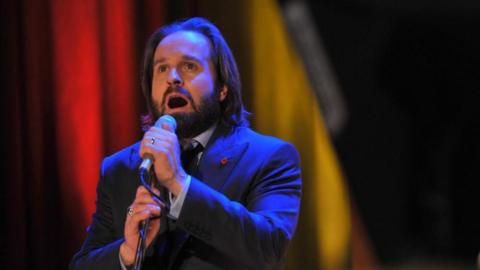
246, 0, 351, 268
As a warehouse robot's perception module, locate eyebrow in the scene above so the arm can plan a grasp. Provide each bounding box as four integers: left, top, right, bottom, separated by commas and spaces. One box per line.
153, 55, 202, 67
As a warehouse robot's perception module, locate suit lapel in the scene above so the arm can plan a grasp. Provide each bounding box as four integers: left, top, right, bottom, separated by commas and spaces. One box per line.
196, 127, 249, 192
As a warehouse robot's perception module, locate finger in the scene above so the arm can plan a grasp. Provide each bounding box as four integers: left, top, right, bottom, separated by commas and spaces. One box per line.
143, 137, 178, 160
152, 196, 166, 209
139, 142, 170, 163
147, 137, 175, 150
161, 121, 174, 132
135, 190, 167, 206
140, 130, 169, 153
148, 126, 173, 134
140, 130, 177, 159
141, 131, 162, 146
144, 128, 172, 141
135, 186, 161, 199
137, 185, 162, 196
133, 196, 166, 208
133, 196, 162, 209
145, 128, 176, 143
136, 206, 162, 221
130, 186, 163, 211
134, 187, 167, 209
126, 205, 161, 225
127, 203, 161, 217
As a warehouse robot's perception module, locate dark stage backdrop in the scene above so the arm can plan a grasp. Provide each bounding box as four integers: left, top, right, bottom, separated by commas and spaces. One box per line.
307, 1, 480, 267
2, 1, 354, 269
3, 0, 480, 269
2, 0, 166, 268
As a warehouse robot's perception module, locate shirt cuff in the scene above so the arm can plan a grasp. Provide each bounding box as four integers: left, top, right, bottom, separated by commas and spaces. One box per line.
119, 252, 130, 270
167, 174, 191, 219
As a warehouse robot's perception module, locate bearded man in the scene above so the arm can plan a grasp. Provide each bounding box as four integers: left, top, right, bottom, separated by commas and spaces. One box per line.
70, 17, 302, 270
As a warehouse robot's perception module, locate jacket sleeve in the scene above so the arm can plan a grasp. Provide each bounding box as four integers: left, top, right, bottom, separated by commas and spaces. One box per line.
69, 159, 124, 270
176, 142, 302, 269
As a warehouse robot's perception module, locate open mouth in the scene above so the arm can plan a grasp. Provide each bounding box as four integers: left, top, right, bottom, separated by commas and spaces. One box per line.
167, 95, 189, 109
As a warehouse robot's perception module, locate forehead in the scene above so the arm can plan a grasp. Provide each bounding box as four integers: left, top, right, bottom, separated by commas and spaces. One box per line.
154, 30, 212, 61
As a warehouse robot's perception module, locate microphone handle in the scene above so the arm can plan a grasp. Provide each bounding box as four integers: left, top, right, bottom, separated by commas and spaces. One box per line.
132, 171, 153, 270
132, 220, 150, 270
133, 115, 176, 269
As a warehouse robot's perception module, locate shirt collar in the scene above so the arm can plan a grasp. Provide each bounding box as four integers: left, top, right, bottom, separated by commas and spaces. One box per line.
189, 123, 216, 149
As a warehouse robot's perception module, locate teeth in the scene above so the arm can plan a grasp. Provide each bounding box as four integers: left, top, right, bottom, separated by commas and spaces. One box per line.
168, 96, 188, 108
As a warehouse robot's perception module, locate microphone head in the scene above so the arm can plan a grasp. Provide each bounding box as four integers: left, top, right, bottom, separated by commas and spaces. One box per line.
155, 115, 177, 131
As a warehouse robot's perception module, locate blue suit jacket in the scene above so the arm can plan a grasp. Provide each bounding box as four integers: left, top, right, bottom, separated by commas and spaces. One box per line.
70, 125, 302, 269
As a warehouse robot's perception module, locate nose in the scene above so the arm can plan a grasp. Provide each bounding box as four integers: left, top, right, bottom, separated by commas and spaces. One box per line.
167, 68, 183, 86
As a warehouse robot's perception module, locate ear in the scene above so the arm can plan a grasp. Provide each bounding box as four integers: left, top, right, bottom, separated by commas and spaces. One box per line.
219, 85, 228, 102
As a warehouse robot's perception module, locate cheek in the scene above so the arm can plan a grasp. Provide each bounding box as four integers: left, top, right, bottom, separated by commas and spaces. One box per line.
151, 90, 161, 105
151, 76, 166, 103
190, 74, 216, 98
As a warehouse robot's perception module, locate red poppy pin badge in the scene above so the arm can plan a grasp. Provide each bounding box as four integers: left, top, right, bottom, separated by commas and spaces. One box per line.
220, 157, 229, 166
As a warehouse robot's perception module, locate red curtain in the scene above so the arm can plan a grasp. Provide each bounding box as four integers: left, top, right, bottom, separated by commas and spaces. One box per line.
3, 0, 165, 269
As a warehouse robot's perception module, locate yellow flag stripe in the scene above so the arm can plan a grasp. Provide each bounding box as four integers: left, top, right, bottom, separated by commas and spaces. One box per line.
248, 0, 351, 268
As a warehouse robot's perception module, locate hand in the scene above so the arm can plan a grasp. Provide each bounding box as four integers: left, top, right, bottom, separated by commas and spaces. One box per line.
119, 186, 164, 266
139, 123, 187, 195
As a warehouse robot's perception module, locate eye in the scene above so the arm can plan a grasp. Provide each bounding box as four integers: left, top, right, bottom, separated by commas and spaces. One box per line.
158, 65, 168, 73
183, 62, 198, 72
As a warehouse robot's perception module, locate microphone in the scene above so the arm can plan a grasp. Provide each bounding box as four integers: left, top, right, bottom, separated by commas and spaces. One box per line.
139, 115, 177, 172
134, 115, 176, 270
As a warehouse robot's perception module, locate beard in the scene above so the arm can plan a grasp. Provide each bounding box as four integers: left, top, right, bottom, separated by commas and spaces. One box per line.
153, 86, 222, 140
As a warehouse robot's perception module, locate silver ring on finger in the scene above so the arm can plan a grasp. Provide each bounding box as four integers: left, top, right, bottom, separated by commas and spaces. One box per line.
150, 137, 156, 145
127, 206, 134, 217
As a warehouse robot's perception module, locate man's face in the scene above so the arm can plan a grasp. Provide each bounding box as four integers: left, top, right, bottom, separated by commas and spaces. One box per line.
151, 31, 227, 139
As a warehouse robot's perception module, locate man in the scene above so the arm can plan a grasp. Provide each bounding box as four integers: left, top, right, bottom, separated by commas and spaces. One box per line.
70, 17, 302, 270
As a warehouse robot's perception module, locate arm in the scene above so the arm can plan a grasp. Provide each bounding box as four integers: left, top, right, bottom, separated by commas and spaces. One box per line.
70, 159, 164, 270
177, 143, 302, 269
69, 160, 123, 270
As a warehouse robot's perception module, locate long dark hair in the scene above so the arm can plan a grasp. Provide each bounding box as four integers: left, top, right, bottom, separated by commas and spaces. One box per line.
141, 17, 249, 129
